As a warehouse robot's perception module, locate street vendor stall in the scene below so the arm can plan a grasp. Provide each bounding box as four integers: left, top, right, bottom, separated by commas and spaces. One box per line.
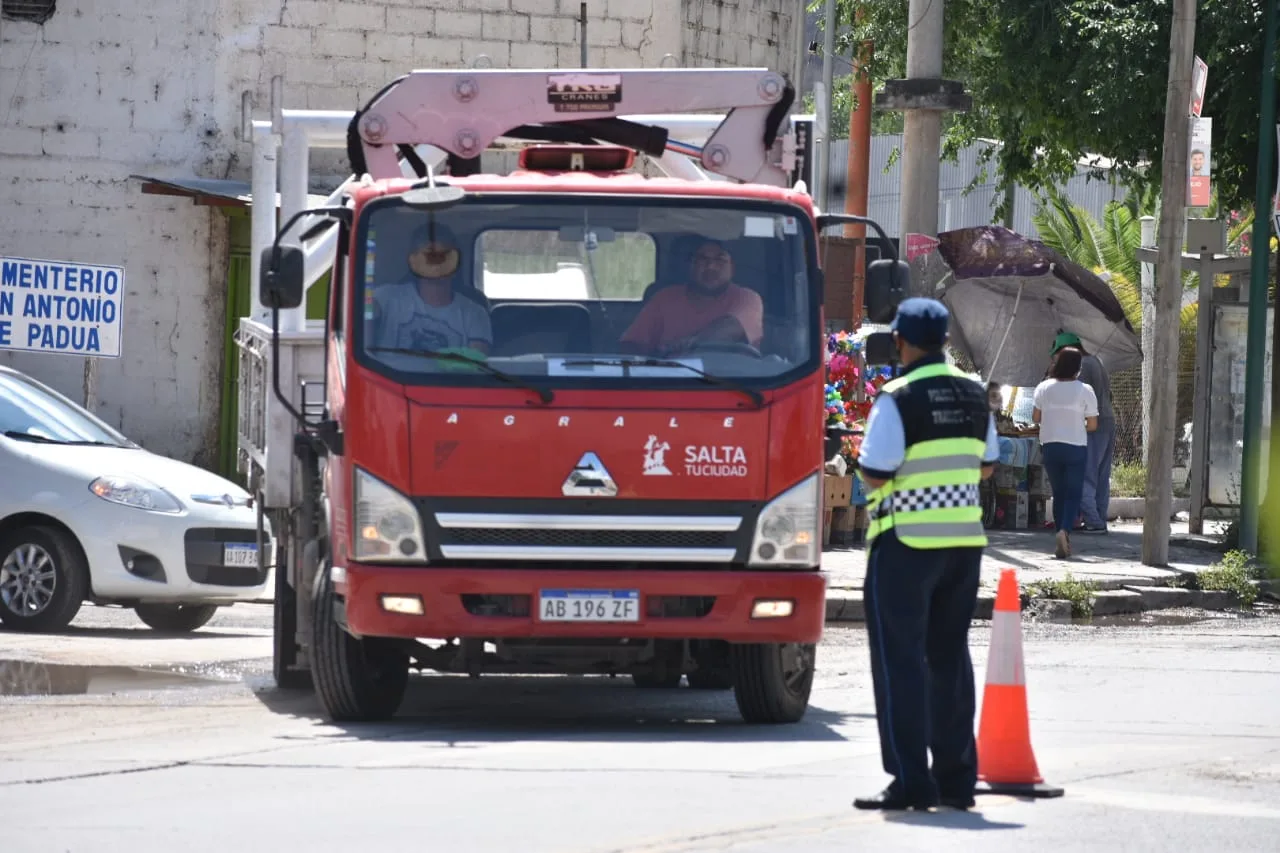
821, 328, 893, 547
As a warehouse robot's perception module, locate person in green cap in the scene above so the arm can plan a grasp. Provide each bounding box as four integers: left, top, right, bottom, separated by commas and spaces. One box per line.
1050, 332, 1114, 532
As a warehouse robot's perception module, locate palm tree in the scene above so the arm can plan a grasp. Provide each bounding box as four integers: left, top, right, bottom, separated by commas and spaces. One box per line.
1030, 188, 1201, 465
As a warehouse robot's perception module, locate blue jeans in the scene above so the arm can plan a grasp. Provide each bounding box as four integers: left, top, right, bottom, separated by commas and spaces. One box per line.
1041, 442, 1087, 533
1080, 417, 1116, 528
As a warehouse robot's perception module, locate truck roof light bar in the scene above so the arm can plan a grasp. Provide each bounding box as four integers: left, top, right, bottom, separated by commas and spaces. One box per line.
518, 145, 636, 173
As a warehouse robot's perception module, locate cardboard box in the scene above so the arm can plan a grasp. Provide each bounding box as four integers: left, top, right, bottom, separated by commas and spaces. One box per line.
995, 491, 1029, 529
824, 474, 853, 507
1027, 464, 1052, 498
993, 464, 1027, 492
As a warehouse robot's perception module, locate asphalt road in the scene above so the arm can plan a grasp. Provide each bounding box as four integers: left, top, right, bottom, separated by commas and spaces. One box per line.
2, 602, 1278, 852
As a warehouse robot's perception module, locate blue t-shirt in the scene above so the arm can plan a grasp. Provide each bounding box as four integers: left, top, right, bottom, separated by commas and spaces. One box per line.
371, 283, 492, 351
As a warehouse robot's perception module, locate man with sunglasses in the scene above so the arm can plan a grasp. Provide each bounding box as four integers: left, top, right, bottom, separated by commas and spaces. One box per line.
370, 223, 492, 355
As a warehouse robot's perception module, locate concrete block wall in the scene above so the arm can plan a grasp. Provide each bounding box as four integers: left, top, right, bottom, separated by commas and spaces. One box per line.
1, 0, 796, 465
0, 3, 228, 468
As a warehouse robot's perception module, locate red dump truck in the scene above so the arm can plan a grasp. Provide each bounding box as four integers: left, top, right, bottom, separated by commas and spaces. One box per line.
240, 66, 906, 724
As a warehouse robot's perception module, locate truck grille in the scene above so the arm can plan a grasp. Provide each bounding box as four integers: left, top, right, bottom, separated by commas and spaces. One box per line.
443, 527, 733, 550
429, 511, 747, 564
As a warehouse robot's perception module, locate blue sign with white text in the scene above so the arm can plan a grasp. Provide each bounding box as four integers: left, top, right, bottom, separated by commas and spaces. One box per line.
0, 256, 125, 358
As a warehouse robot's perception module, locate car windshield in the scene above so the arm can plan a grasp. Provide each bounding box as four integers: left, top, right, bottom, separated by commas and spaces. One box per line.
0, 370, 134, 447
354, 195, 818, 389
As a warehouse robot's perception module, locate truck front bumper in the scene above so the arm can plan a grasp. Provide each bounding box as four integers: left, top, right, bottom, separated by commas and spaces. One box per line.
335, 565, 826, 644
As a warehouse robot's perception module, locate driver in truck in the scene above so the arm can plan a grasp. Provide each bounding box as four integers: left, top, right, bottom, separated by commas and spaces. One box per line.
369, 222, 493, 355
618, 238, 764, 356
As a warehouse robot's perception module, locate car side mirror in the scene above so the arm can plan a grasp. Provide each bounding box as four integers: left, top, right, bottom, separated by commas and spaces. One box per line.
864, 258, 910, 324
259, 246, 305, 310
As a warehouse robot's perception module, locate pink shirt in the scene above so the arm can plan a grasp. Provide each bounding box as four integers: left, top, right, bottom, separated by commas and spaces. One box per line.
620, 283, 764, 350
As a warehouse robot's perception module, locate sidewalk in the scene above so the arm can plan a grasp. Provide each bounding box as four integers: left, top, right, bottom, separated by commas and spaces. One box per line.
821, 521, 1254, 622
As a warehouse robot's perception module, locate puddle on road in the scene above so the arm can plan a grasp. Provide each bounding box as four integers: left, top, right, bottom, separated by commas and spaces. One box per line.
0, 658, 227, 697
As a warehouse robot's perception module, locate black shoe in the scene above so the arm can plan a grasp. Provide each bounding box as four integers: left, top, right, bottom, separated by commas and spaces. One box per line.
939, 794, 976, 810
853, 787, 937, 811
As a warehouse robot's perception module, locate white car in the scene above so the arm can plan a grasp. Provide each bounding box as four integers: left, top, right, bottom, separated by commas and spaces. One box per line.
0, 365, 271, 633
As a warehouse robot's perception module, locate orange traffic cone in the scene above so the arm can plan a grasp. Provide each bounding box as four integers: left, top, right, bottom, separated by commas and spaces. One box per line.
975, 568, 1064, 798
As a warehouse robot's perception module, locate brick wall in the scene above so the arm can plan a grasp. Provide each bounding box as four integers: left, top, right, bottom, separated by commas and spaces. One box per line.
0, 0, 796, 463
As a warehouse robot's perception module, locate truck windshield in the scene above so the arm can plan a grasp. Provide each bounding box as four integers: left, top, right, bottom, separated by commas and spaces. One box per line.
353, 195, 818, 390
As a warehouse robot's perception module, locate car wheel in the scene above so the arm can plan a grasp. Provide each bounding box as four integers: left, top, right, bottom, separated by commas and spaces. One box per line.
133, 603, 220, 633
311, 563, 408, 722
0, 525, 88, 633
730, 642, 816, 724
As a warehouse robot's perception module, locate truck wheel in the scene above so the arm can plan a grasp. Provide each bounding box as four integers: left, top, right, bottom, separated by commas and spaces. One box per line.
730, 642, 816, 724
0, 525, 88, 633
134, 603, 219, 633
311, 564, 408, 722
686, 667, 734, 690
272, 539, 310, 689
631, 670, 683, 688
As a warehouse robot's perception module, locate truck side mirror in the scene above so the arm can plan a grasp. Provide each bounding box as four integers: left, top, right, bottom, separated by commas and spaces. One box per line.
864, 258, 909, 324
259, 246, 305, 310
863, 331, 898, 367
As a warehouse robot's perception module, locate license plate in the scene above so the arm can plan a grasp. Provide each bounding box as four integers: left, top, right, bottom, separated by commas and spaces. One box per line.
222, 544, 258, 568
538, 589, 640, 622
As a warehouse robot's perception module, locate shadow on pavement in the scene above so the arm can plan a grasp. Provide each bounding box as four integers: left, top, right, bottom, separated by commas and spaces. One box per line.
0, 624, 265, 641
249, 672, 866, 745
885, 808, 1024, 830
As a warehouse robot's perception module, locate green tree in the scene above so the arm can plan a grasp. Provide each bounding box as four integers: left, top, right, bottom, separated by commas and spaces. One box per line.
813, 0, 1279, 218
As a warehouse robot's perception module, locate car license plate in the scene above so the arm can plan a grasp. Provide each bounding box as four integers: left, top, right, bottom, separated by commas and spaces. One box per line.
223, 544, 258, 568
538, 589, 640, 622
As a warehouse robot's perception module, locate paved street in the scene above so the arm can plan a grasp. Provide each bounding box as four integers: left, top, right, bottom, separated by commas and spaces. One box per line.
3, 602, 1278, 852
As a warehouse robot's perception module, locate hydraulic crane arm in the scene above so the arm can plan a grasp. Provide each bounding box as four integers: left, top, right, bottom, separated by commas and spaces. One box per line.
347, 67, 797, 186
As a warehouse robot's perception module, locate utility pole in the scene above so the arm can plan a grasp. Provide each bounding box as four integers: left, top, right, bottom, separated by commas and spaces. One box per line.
874, 0, 969, 288
1143, 0, 1198, 568
1238, 0, 1278, 557
815, 0, 836, 212
844, 30, 874, 328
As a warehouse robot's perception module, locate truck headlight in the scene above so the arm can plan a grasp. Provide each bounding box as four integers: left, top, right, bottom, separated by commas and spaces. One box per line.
749, 473, 820, 568
353, 468, 427, 564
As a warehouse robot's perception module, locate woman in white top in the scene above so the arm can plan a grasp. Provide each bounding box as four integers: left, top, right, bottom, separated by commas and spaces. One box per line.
1032, 346, 1099, 558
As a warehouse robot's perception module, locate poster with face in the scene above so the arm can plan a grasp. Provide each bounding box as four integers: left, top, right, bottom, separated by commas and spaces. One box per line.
1188, 117, 1212, 208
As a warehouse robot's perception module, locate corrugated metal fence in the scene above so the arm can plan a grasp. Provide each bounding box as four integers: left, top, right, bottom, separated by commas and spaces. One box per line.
824, 136, 1128, 239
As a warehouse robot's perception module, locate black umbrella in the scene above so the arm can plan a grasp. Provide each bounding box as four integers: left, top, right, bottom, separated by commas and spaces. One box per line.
918, 225, 1142, 387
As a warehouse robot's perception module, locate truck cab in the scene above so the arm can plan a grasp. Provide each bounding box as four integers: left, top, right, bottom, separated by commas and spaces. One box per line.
244, 67, 907, 725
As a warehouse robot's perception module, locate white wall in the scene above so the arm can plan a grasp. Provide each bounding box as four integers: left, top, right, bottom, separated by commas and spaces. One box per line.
0, 0, 796, 467
0, 3, 228, 468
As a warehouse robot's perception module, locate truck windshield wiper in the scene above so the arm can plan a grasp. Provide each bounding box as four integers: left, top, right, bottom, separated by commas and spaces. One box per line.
367, 347, 554, 404
561, 357, 765, 408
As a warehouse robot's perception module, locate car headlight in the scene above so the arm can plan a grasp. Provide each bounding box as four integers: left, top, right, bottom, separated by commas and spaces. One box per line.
89, 476, 183, 514
353, 467, 427, 563
749, 473, 820, 568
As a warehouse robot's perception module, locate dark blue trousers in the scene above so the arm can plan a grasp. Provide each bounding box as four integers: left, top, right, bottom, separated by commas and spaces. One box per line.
863, 530, 982, 802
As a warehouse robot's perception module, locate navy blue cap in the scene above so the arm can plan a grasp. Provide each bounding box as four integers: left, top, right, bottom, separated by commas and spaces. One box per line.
890, 297, 950, 347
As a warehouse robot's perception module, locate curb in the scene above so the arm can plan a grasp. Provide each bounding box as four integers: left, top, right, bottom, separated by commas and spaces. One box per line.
822, 583, 1255, 623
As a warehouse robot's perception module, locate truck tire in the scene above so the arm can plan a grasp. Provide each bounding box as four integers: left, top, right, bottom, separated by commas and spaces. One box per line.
311, 564, 408, 722
134, 603, 219, 633
0, 525, 88, 633
730, 642, 816, 724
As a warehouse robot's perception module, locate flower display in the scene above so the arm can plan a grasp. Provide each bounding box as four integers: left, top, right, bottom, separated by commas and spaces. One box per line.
823, 329, 894, 466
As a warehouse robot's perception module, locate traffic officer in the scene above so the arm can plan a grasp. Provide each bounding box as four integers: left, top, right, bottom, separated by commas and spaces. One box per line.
852, 297, 1001, 812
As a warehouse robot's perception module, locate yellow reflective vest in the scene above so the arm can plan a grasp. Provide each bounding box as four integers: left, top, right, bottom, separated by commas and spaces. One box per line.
864, 361, 991, 550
